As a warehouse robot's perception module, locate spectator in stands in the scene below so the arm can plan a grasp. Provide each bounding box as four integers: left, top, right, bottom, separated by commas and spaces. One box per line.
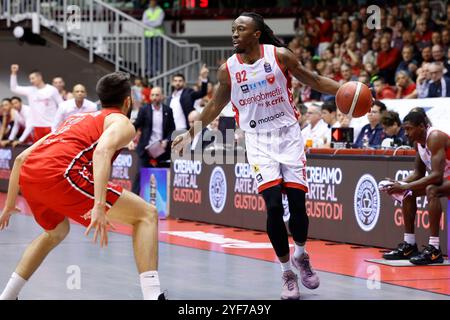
52, 76, 73, 101
361, 38, 376, 65
10, 64, 63, 142
0, 98, 13, 141
421, 46, 433, 64
51, 84, 98, 132
143, 0, 165, 77
377, 36, 400, 85
331, 57, 343, 82
392, 20, 406, 50
373, 77, 396, 99
416, 62, 432, 98
441, 29, 450, 52
358, 72, 370, 86
131, 77, 144, 113
339, 63, 357, 84
431, 44, 450, 73
141, 78, 151, 105
166, 65, 209, 131
353, 100, 386, 149
321, 100, 340, 129
396, 45, 419, 77
188, 110, 214, 152
131, 86, 175, 195
0, 96, 32, 148
321, 101, 340, 147
427, 62, 450, 98
380, 110, 409, 147
415, 17, 433, 49
431, 31, 442, 46
395, 71, 417, 99
404, 3, 419, 29
301, 104, 329, 148
297, 103, 308, 130
317, 10, 333, 56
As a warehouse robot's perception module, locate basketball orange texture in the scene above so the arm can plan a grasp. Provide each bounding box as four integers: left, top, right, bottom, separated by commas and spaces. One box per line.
335, 81, 373, 118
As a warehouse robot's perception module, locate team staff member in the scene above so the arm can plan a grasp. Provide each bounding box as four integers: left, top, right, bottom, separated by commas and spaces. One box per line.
10, 64, 63, 142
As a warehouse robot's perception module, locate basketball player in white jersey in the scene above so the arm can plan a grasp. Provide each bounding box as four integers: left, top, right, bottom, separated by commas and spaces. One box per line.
172, 12, 340, 300
384, 109, 450, 265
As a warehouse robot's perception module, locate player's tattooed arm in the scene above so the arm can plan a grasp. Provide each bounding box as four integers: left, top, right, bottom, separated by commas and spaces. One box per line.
276, 47, 340, 96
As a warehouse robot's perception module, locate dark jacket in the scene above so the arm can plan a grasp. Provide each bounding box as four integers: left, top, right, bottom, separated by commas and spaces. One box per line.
134, 103, 175, 159
353, 123, 385, 149
427, 76, 450, 98
387, 127, 409, 146
166, 81, 208, 128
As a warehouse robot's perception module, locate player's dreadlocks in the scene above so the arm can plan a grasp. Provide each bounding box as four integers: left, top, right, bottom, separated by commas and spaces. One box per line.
240, 12, 287, 48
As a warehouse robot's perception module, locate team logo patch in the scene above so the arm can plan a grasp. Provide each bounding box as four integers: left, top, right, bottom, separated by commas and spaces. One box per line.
354, 174, 380, 232
240, 84, 249, 94
266, 74, 275, 84
209, 166, 227, 214
264, 62, 272, 73
256, 174, 263, 183
249, 120, 257, 128
252, 164, 260, 173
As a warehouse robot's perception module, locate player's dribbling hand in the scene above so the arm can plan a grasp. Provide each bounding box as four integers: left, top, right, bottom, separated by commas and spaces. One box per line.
171, 132, 192, 157
84, 205, 116, 248
11, 64, 19, 74
0, 206, 21, 230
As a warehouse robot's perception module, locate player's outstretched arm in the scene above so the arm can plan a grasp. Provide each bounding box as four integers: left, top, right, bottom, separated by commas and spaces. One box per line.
172, 63, 231, 154
0, 133, 51, 230
276, 47, 340, 96
86, 115, 135, 247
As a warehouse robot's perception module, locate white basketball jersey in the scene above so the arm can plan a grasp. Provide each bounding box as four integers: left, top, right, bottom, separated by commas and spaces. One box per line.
417, 127, 450, 178
226, 44, 299, 132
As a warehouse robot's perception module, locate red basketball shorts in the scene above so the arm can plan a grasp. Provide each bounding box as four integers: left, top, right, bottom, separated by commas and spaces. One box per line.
20, 170, 123, 231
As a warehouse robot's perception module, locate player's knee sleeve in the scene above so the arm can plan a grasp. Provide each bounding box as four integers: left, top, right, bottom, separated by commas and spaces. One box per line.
285, 188, 309, 244
262, 185, 289, 257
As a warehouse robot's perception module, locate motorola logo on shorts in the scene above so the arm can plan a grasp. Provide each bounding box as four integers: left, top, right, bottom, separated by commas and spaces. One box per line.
354, 174, 380, 232
249, 120, 257, 128
257, 111, 285, 125
209, 166, 227, 214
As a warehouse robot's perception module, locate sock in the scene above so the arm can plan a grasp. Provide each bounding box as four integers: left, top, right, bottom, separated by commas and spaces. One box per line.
280, 260, 291, 272
293, 243, 306, 259
404, 233, 416, 245
429, 236, 440, 250
0, 272, 27, 300
139, 271, 161, 300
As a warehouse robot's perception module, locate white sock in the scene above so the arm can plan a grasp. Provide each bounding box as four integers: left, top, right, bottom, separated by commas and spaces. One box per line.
429, 236, 440, 249
293, 243, 306, 259
280, 261, 292, 272
0, 272, 27, 300
139, 271, 161, 300
404, 233, 416, 245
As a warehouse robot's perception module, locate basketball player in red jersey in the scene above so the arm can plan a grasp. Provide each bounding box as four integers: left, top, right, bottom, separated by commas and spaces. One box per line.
173, 13, 341, 300
0, 72, 164, 300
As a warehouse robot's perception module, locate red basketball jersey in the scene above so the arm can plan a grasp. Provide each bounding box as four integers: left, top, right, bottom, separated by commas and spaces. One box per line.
21, 108, 123, 183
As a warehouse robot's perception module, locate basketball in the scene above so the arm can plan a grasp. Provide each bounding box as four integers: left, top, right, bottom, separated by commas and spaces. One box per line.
335, 81, 373, 118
